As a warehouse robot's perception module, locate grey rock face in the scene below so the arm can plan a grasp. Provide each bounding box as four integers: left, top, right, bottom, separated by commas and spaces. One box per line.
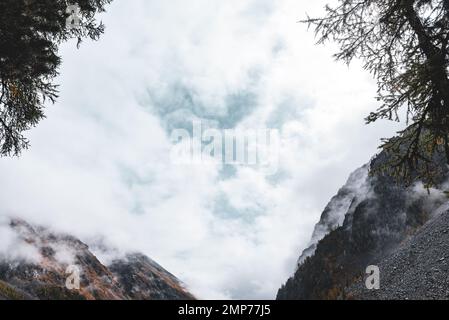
349, 210, 449, 300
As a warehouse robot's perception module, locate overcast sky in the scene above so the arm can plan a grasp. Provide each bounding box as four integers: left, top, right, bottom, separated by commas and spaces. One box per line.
0, 0, 402, 299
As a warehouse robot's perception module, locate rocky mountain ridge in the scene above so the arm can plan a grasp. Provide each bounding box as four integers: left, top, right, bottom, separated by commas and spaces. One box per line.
0, 219, 194, 300
277, 151, 449, 300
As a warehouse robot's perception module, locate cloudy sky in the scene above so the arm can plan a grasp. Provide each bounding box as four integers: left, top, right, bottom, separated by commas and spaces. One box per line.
0, 0, 402, 299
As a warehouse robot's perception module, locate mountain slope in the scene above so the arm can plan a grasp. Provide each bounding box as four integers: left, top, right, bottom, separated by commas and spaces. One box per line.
0, 219, 194, 300
348, 209, 449, 300
277, 152, 449, 300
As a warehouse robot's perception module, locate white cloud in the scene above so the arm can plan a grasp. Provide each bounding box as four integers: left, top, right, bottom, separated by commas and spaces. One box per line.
0, 217, 41, 263
0, 0, 403, 299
